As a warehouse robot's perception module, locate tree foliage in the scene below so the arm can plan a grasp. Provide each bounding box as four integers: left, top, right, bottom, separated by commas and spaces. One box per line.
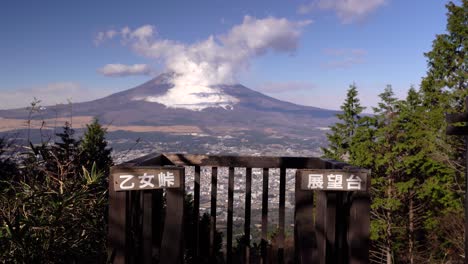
322, 83, 366, 161
0, 119, 113, 263
80, 118, 113, 177
323, 2, 467, 260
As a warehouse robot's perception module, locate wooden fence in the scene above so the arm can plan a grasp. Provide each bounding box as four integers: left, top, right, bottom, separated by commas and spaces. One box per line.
108, 153, 370, 263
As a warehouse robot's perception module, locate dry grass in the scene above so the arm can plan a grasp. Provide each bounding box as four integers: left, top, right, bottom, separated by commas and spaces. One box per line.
0, 116, 202, 133
0, 116, 94, 132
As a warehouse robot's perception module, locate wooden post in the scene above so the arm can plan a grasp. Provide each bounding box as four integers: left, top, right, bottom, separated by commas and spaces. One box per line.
297, 162, 369, 263
347, 192, 370, 264
347, 163, 371, 264
227, 167, 234, 264
160, 168, 185, 264
193, 166, 201, 262
142, 191, 153, 264
261, 168, 269, 264
294, 170, 317, 263
108, 168, 127, 264
153, 190, 163, 261
325, 192, 338, 263
210, 167, 218, 262
315, 191, 327, 264
245, 168, 252, 264
278, 167, 286, 264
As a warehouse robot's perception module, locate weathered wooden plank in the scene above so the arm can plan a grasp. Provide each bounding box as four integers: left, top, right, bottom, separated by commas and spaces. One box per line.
227, 167, 235, 264
193, 165, 201, 261
278, 167, 286, 264
348, 185, 370, 264
315, 191, 326, 264
160, 168, 185, 264
210, 167, 218, 261
325, 192, 337, 263
446, 112, 468, 123
108, 169, 127, 264
294, 170, 318, 264
134, 190, 142, 261
245, 167, 252, 264
447, 125, 468, 135
127, 191, 135, 262
163, 153, 324, 169
152, 190, 163, 261
335, 192, 349, 264
119, 153, 164, 166
142, 191, 153, 264
261, 168, 269, 263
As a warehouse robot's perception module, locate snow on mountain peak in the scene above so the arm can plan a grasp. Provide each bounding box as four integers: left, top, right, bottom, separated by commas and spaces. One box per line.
133, 81, 239, 111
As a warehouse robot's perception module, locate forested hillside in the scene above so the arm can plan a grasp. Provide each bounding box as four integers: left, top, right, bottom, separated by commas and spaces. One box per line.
322, 1, 467, 262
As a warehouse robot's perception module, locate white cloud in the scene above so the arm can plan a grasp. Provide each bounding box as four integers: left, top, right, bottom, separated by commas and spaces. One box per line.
298, 0, 386, 23
97, 16, 311, 110
94, 29, 120, 45
106, 30, 118, 39
130, 25, 154, 40
98, 64, 152, 77
0, 82, 116, 109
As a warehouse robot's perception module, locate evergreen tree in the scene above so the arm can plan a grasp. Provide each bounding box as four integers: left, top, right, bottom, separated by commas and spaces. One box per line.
322, 83, 365, 161
417, 2, 467, 260
419, 0, 467, 186
365, 85, 401, 264
421, 0, 467, 109
54, 121, 80, 162
79, 118, 113, 176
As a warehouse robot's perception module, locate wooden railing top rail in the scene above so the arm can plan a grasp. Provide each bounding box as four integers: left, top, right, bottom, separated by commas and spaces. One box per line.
119, 152, 351, 169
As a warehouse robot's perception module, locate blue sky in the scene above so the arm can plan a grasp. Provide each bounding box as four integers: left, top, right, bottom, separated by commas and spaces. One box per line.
0, 0, 452, 110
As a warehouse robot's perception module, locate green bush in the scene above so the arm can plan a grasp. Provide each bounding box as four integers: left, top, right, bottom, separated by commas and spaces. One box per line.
0, 121, 111, 263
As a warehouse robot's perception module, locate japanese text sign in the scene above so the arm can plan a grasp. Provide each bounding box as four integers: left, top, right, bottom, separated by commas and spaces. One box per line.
111, 166, 183, 191
298, 169, 369, 192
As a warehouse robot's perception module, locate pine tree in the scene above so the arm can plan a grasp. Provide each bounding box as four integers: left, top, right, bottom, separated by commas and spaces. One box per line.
322, 83, 365, 161
388, 88, 436, 263
418, 2, 467, 260
421, 0, 467, 109
420, 0, 467, 180
79, 118, 113, 177
366, 85, 401, 264
40, 122, 82, 179
54, 122, 80, 161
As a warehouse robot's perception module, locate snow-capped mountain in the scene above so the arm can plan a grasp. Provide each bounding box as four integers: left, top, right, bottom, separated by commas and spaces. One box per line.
0, 73, 339, 137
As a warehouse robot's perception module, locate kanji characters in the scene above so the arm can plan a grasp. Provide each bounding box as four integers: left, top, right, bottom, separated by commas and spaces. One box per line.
119, 175, 135, 190
327, 174, 343, 189
346, 175, 362, 190
116, 170, 178, 191
158, 171, 175, 187
138, 173, 155, 188
308, 174, 324, 189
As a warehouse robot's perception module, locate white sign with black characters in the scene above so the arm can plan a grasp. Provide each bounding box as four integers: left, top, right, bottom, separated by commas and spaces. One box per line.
299, 169, 368, 192
111, 166, 183, 191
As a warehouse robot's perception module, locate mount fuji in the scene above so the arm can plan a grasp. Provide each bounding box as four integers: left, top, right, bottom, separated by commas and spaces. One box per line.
0, 74, 339, 147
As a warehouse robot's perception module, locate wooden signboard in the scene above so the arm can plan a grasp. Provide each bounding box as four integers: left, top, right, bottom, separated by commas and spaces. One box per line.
111, 166, 183, 191
298, 169, 369, 192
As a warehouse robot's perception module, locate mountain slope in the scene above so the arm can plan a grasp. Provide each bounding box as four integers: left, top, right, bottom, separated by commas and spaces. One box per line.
0, 74, 339, 137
